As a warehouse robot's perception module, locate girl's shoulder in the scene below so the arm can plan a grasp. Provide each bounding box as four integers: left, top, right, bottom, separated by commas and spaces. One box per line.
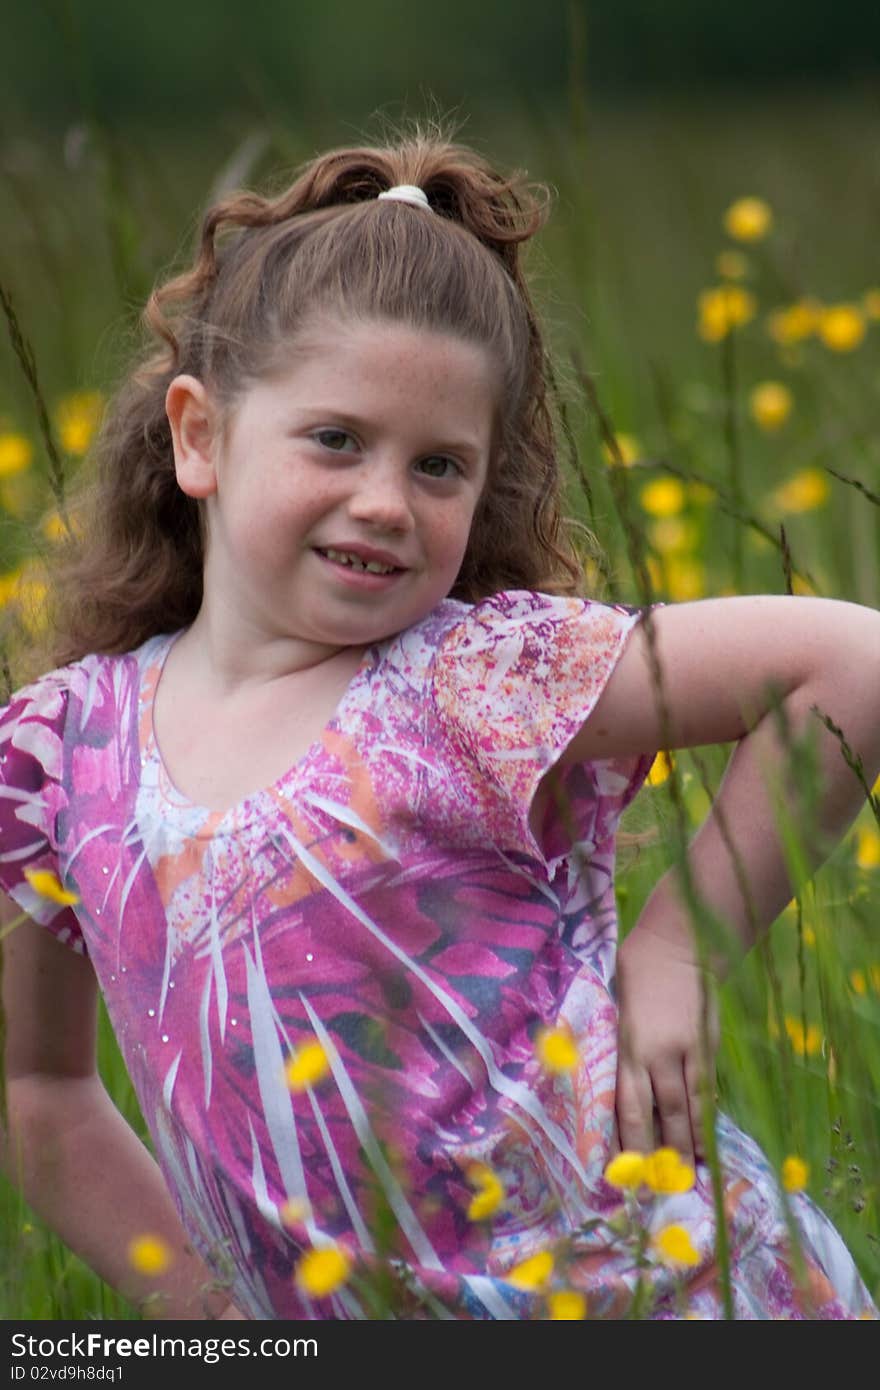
1, 633, 181, 734
418, 586, 645, 738
417, 586, 624, 639
427, 587, 640, 663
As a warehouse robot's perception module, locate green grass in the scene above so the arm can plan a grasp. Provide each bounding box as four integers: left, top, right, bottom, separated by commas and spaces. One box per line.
1, 90, 879, 1317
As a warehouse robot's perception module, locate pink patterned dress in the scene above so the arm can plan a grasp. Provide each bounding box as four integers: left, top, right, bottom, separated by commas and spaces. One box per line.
0, 591, 874, 1319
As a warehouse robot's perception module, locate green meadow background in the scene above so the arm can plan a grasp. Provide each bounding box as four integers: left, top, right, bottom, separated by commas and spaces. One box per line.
1, 0, 879, 1318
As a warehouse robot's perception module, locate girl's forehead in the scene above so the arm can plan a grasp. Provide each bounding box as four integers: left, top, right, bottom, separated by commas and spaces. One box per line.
259, 318, 502, 404
281, 315, 495, 368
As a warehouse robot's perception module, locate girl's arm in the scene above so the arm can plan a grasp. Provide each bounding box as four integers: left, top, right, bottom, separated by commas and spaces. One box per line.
551, 594, 880, 1161
1, 907, 244, 1319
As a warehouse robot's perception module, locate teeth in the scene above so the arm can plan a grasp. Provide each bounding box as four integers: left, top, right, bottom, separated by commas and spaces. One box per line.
322, 547, 396, 574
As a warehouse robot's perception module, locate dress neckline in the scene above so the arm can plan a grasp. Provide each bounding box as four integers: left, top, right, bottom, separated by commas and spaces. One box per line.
137, 630, 377, 832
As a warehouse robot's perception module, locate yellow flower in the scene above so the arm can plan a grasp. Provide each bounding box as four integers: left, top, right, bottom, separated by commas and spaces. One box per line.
818, 304, 866, 352
506, 1250, 554, 1290
848, 963, 880, 995
294, 1244, 351, 1298
766, 300, 820, 345
653, 1224, 701, 1267
862, 288, 880, 320
698, 285, 757, 341
0, 433, 33, 477
604, 1151, 647, 1190
602, 432, 641, 467
41, 510, 73, 542
855, 826, 880, 870
128, 1234, 172, 1276
466, 1162, 505, 1221
770, 468, 830, 514
279, 1196, 312, 1227
723, 197, 773, 242
23, 867, 79, 906
643, 1147, 696, 1195
749, 381, 793, 432
716, 250, 749, 280
547, 1289, 588, 1319
781, 1156, 809, 1193
648, 518, 698, 555
0, 569, 23, 607
5, 567, 50, 636
640, 477, 686, 518
534, 1024, 579, 1073
784, 1015, 822, 1057
646, 751, 674, 787
664, 557, 706, 602
56, 391, 104, 456
802, 925, 816, 948
285, 1039, 330, 1092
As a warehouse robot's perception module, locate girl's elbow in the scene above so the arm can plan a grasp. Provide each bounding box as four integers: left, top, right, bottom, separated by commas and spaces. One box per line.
4, 1070, 102, 1141
801, 601, 880, 687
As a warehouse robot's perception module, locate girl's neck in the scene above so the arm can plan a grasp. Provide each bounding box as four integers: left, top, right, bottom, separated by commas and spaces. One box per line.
174, 616, 365, 700
151, 630, 370, 812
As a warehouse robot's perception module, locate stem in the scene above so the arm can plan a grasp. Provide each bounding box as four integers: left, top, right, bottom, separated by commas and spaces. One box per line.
719, 330, 744, 592
0, 280, 70, 519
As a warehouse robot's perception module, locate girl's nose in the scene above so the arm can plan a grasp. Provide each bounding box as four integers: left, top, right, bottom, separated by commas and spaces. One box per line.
347, 460, 414, 532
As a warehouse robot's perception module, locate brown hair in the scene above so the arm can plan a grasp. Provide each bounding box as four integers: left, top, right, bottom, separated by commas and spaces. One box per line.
47, 126, 592, 668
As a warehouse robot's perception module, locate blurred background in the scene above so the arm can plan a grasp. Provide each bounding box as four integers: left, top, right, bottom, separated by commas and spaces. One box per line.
3, 0, 880, 405
3, 0, 880, 460
3, 0, 880, 609
6, 0, 880, 131
2, 0, 880, 1316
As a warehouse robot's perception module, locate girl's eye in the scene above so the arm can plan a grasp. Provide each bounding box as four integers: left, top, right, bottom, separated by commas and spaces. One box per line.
417, 455, 462, 479
314, 429, 357, 452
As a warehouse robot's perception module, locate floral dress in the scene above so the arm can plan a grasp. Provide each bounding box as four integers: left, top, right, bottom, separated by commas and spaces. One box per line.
0, 590, 874, 1319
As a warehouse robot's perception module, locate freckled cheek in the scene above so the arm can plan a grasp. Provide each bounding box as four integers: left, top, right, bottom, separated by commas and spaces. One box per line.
428, 510, 477, 574
293, 477, 342, 524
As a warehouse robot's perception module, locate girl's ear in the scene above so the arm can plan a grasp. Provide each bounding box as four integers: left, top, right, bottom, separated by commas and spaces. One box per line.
165, 375, 222, 499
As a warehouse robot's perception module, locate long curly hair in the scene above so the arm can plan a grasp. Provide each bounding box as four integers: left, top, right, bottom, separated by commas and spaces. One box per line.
47, 126, 594, 668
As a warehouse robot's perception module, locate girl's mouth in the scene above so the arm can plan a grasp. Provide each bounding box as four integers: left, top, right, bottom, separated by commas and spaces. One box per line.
314, 548, 405, 586
315, 546, 401, 574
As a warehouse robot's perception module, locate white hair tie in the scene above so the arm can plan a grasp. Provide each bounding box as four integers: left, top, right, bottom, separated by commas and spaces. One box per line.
377, 184, 432, 211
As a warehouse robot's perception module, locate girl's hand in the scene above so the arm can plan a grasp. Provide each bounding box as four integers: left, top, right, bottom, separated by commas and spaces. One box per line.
614, 922, 719, 1166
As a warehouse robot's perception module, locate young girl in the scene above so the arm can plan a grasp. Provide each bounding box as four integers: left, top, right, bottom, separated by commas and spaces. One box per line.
2, 131, 879, 1321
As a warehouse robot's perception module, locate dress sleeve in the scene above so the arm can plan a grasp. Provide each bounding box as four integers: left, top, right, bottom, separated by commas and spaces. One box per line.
0, 671, 84, 951
432, 590, 657, 865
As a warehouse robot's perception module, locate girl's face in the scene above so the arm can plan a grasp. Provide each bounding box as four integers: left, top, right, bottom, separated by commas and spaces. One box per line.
171, 317, 497, 665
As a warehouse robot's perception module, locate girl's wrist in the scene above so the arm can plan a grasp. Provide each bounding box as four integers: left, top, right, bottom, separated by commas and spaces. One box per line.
625, 883, 739, 984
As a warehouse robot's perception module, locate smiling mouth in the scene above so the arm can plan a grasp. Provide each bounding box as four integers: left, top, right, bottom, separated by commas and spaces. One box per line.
314, 547, 404, 575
